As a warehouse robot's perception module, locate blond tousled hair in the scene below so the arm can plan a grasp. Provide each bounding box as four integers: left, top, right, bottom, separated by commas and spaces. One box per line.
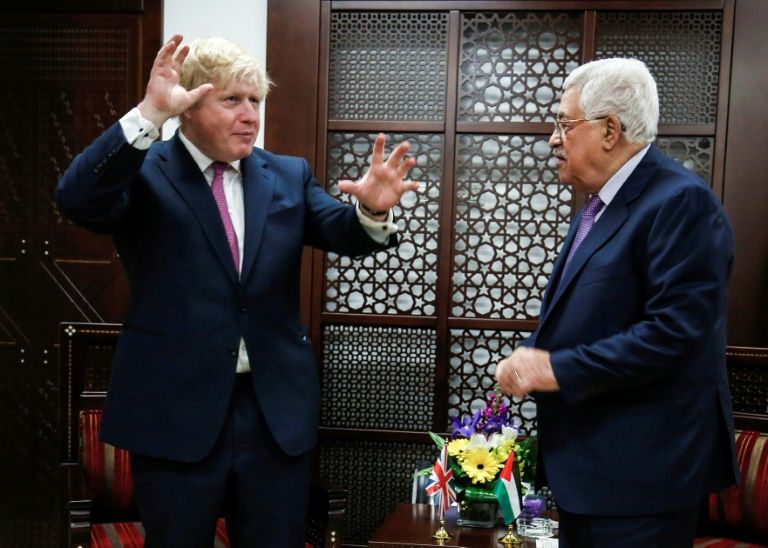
180, 36, 272, 100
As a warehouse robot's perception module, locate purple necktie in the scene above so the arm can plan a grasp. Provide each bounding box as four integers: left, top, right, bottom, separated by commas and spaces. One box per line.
210, 161, 240, 273
561, 194, 604, 278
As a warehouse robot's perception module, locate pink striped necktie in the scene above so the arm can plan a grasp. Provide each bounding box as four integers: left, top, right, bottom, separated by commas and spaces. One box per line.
210, 161, 240, 273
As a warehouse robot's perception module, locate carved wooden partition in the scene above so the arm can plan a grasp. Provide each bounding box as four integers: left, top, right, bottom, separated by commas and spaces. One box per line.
0, 3, 160, 545
265, 1, 768, 545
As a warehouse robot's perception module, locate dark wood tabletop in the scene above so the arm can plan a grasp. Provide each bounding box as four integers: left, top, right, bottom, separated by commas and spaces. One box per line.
368, 503, 543, 548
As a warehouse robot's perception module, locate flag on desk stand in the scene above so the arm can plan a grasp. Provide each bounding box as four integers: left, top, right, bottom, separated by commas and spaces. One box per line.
425, 445, 456, 519
495, 450, 522, 525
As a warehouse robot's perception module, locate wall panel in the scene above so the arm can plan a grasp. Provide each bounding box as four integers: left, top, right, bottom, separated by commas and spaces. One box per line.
0, 4, 160, 545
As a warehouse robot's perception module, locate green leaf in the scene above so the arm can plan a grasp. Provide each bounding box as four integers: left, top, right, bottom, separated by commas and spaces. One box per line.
518, 436, 532, 451
450, 458, 468, 479
414, 467, 433, 478
428, 431, 445, 450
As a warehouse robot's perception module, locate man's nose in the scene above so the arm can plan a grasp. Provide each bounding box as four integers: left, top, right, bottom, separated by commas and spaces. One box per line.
239, 101, 258, 121
548, 129, 561, 148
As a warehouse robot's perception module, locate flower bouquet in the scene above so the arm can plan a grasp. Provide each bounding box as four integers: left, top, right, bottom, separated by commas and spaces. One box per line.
421, 386, 537, 528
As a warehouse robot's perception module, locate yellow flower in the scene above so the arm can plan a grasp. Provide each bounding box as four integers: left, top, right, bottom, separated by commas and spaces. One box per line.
461, 448, 501, 484
447, 438, 470, 458
494, 439, 515, 463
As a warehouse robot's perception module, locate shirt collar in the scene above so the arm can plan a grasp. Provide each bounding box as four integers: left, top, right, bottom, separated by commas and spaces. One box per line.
177, 129, 242, 175
597, 144, 651, 207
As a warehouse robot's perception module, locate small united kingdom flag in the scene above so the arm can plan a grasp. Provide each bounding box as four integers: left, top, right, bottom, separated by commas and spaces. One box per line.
425, 445, 456, 518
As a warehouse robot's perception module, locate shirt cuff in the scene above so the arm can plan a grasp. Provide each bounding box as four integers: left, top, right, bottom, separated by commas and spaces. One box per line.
356, 201, 398, 244
119, 107, 160, 150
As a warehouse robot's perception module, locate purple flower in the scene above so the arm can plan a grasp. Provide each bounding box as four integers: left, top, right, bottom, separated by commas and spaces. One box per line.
482, 415, 507, 434
450, 410, 481, 439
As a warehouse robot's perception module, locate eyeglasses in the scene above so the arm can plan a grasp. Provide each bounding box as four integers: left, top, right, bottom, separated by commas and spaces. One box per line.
551, 116, 609, 140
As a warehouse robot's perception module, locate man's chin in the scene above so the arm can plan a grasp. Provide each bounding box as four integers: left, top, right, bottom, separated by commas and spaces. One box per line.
232, 145, 255, 159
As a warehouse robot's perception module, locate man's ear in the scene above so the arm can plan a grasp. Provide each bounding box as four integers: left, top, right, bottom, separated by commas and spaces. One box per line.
602, 115, 622, 150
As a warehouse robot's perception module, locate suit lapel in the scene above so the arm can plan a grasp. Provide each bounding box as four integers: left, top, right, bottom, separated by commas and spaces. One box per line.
538, 145, 660, 328
158, 135, 240, 284
239, 151, 275, 283
544, 203, 629, 318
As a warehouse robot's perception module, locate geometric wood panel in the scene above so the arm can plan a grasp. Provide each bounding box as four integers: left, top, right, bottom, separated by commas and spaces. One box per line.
595, 10, 722, 125
321, 324, 436, 430
0, 7, 157, 546
727, 350, 768, 416
0, 233, 30, 352
0, 27, 131, 83
448, 328, 536, 436
46, 231, 129, 323
325, 133, 442, 316
0, 22, 136, 225
0, 368, 59, 548
0, 517, 58, 548
656, 136, 714, 185
0, 90, 29, 224
459, 12, 582, 122
452, 135, 571, 320
43, 90, 131, 225
329, 12, 448, 121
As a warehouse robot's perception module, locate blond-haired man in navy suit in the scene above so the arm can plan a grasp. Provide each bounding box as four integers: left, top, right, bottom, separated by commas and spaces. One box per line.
57, 34, 418, 547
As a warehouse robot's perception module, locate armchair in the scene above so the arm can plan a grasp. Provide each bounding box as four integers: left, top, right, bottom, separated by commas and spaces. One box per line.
59, 322, 345, 547
694, 424, 768, 547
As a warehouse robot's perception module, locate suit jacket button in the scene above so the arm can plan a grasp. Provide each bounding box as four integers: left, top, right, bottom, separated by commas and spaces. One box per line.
229, 347, 238, 357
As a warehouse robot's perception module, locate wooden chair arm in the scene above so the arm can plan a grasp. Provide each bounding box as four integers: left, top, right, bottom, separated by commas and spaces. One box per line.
308, 478, 347, 548
60, 463, 92, 548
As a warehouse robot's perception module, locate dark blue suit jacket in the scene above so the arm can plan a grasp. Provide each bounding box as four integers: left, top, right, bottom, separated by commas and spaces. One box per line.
529, 145, 737, 515
56, 123, 393, 462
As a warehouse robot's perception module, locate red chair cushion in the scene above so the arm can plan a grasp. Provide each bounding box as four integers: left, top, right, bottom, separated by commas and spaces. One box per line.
91, 519, 313, 547
91, 519, 231, 547
91, 522, 145, 548
80, 409, 135, 513
706, 430, 768, 541
82, 410, 315, 547
694, 538, 767, 547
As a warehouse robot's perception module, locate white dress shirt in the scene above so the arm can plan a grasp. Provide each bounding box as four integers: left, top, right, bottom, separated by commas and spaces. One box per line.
594, 144, 651, 222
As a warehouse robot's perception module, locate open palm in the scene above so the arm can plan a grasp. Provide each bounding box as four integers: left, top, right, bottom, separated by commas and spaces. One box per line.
337, 134, 420, 212
138, 34, 213, 129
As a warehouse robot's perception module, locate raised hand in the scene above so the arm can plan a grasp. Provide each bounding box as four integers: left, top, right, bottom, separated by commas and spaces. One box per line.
138, 34, 213, 129
337, 134, 420, 216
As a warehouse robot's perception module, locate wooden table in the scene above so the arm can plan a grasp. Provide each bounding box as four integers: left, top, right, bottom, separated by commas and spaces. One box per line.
368, 503, 545, 548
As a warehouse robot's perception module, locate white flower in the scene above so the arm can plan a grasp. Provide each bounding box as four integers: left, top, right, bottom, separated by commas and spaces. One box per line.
500, 425, 518, 443
484, 426, 518, 450
466, 433, 494, 451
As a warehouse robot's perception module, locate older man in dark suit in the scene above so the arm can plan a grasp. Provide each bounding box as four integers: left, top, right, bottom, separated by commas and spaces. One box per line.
56, 34, 418, 547
496, 58, 738, 547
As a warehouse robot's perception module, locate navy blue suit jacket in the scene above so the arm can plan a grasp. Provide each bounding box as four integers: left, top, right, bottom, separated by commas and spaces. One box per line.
56, 123, 393, 462
529, 145, 737, 515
